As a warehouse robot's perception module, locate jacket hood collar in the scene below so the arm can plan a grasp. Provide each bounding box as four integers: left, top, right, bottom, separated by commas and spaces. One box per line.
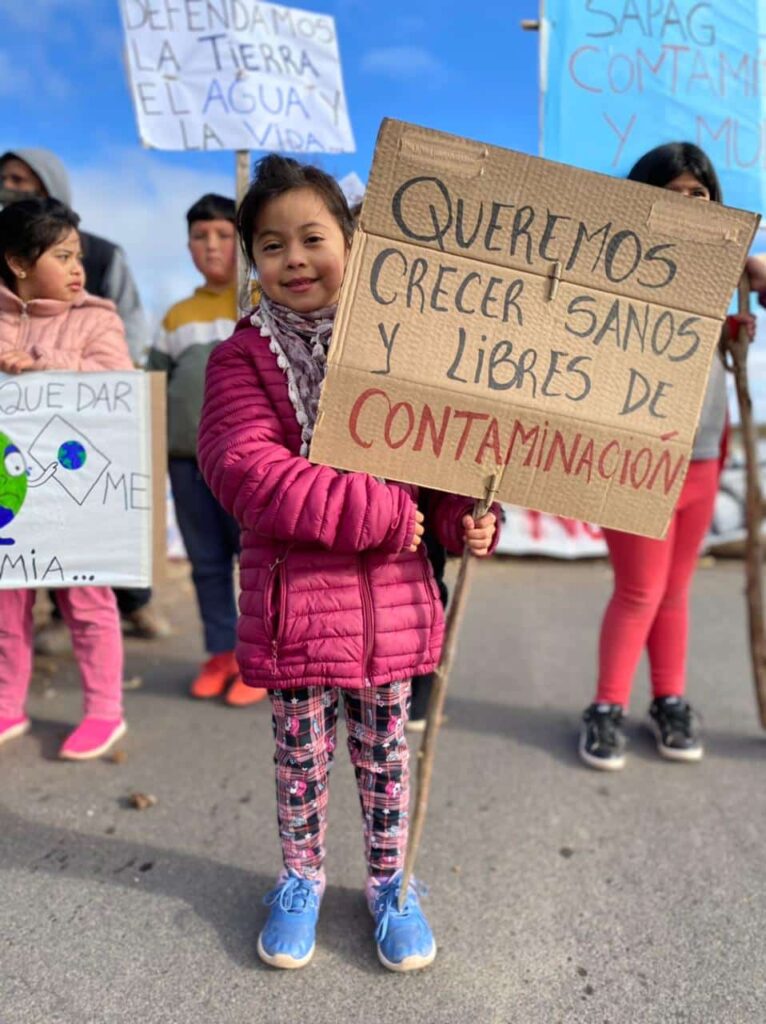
0, 283, 113, 317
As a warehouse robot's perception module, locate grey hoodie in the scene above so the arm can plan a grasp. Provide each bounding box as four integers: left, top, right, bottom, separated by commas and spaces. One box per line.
3, 147, 73, 206
692, 350, 727, 461
1, 148, 148, 362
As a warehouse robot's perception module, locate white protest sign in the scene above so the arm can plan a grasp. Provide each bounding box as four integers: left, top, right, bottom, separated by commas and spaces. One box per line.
119, 1, 355, 154
0, 371, 163, 589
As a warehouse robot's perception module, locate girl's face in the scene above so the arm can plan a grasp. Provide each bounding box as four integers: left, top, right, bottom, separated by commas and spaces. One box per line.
664, 171, 711, 201
188, 218, 237, 289
252, 187, 348, 313
12, 228, 85, 303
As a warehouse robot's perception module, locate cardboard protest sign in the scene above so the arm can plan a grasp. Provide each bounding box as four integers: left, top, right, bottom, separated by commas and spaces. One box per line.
0, 371, 166, 589
118, 0, 354, 154
309, 119, 759, 537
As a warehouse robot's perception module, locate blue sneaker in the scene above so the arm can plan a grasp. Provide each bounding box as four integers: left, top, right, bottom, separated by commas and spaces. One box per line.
370, 871, 437, 972
257, 871, 322, 969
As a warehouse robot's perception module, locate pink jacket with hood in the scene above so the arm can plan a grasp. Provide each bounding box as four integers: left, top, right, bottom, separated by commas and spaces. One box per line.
0, 284, 133, 371
199, 320, 499, 690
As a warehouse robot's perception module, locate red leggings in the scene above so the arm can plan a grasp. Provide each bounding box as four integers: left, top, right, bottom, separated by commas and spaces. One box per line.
595, 459, 720, 708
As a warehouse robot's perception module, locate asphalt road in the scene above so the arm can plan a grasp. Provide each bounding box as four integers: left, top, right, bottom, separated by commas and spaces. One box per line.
2, 556, 765, 1024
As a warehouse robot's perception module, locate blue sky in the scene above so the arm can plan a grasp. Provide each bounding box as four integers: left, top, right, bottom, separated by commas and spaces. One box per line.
1, 1, 541, 321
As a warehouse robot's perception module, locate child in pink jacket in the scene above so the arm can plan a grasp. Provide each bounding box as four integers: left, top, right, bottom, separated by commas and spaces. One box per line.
0, 198, 132, 760
198, 155, 498, 973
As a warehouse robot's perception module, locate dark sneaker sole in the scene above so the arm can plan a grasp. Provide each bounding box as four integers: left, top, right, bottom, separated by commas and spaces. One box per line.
256, 933, 315, 969
578, 732, 626, 771
648, 719, 703, 762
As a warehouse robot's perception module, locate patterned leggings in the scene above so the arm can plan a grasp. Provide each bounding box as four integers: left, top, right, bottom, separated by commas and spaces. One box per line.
269, 681, 411, 880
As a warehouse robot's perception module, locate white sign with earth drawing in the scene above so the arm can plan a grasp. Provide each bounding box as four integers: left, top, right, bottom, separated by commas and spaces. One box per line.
0, 371, 154, 589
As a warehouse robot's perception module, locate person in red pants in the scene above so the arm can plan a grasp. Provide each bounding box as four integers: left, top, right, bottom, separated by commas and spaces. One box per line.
579, 141, 757, 771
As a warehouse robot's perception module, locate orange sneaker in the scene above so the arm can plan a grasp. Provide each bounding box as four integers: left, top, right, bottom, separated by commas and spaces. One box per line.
225, 675, 268, 707
190, 652, 239, 699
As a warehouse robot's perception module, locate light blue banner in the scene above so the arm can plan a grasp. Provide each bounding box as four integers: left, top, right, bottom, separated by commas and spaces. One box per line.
542, 0, 764, 218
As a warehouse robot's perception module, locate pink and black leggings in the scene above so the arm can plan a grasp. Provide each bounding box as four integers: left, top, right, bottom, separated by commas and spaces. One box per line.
269, 681, 410, 881
595, 459, 720, 708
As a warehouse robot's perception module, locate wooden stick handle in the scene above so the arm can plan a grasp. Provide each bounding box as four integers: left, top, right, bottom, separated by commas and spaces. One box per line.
726, 273, 766, 727
399, 473, 500, 907
235, 150, 250, 316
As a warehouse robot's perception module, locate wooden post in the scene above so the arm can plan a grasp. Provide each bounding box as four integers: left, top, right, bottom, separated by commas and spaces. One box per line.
722, 272, 766, 727
399, 472, 500, 908
235, 150, 250, 316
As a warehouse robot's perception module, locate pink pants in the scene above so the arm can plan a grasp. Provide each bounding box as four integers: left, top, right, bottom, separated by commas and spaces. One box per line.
596, 459, 720, 708
270, 682, 410, 879
0, 587, 123, 719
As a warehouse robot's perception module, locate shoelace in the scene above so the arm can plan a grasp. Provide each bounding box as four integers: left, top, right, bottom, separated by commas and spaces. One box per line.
590, 707, 622, 748
264, 874, 319, 915
372, 875, 425, 943
656, 700, 695, 735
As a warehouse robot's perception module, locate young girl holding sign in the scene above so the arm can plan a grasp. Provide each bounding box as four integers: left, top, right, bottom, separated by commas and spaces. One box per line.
579, 143, 756, 771
198, 154, 498, 971
0, 198, 132, 760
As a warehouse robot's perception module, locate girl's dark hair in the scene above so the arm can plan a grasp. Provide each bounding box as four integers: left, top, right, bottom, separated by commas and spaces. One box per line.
627, 142, 722, 202
186, 192, 236, 229
237, 154, 354, 272
349, 200, 363, 225
0, 197, 80, 290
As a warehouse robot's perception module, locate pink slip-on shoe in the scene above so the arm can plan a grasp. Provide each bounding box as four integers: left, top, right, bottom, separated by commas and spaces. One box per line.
0, 716, 31, 747
59, 718, 127, 761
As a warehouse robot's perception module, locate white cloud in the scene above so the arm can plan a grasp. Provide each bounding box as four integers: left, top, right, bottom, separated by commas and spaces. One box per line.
360, 45, 447, 84
0, 52, 33, 97
338, 170, 366, 206
69, 151, 234, 333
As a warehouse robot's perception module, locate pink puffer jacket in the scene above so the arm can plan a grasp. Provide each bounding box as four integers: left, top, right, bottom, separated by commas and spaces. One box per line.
0, 285, 132, 370
199, 320, 492, 690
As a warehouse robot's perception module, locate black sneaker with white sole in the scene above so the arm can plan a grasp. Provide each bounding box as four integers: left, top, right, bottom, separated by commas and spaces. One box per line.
648, 696, 703, 762
579, 703, 627, 771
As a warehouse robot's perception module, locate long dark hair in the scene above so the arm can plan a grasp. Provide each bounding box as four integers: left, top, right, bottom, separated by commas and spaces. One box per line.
627, 142, 722, 202
0, 197, 80, 290
237, 154, 353, 274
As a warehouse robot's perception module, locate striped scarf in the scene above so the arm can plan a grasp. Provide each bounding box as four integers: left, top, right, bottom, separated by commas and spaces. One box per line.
251, 295, 336, 456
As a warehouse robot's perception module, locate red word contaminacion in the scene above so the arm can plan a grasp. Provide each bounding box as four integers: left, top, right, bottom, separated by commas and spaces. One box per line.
347, 388, 686, 497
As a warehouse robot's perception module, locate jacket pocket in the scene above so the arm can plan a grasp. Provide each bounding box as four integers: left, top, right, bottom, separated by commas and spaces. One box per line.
263, 554, 288, 649
418, 550, 437, 628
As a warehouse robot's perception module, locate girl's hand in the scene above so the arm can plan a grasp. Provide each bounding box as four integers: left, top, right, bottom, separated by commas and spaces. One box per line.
463, 512, 497, 558
406, 509, 425, 552
0, 350, 36, 374
746, 255, 766, 294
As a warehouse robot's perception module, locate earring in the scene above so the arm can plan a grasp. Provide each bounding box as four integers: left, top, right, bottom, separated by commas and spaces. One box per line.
17, 271, 26, 279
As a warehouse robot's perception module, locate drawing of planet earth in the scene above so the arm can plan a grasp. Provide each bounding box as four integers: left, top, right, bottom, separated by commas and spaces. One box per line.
0, 430, 28, 532
58, 440, 87, 471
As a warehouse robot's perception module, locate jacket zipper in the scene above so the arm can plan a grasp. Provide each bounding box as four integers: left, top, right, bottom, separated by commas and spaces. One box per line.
358, 554, 375, 683
267, 552, 288, 675
18, 304, 29, 351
